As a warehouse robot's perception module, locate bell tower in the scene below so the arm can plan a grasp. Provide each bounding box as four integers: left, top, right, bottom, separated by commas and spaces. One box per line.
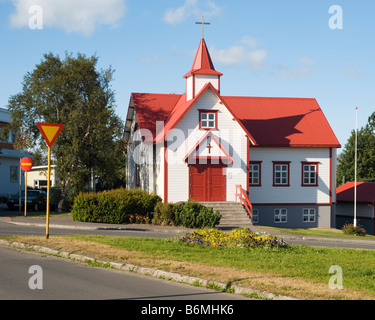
184, 18, 223, 101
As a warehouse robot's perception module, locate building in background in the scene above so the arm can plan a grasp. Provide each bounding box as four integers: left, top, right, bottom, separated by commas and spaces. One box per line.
336, 182, 375, 235
0, 107, 30, 199
26, 165, 58, 189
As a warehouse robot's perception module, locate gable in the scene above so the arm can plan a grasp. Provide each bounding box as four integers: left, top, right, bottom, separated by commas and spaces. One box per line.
155, 82, 253, 143
184, 131, 233, 164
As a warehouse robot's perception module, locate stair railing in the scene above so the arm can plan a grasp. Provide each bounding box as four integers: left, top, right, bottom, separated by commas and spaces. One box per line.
235, 185, 253, 220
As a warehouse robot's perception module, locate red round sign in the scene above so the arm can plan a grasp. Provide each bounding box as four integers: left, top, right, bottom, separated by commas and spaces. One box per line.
20, 157, 33, 172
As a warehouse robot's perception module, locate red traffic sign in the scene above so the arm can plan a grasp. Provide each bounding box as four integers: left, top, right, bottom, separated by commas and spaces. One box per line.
20, 157, 33, 172
37, 123, 64, 148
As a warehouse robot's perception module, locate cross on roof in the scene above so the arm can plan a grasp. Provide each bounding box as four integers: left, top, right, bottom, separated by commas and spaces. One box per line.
195, 16, 210, 39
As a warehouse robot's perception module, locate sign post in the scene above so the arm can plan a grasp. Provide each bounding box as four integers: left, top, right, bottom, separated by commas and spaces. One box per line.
20, 157, 33, 216
36, 123, 64, 239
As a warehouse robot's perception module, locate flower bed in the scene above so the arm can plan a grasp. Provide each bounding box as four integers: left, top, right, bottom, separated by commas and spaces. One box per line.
129, 214, 151, 224
179, 228, 287, 249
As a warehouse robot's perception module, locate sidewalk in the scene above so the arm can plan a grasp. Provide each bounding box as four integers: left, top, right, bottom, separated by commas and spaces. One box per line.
0, 212, 193, 234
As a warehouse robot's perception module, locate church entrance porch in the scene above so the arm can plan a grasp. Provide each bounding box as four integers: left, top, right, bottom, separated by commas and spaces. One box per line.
189, 162, 226, 202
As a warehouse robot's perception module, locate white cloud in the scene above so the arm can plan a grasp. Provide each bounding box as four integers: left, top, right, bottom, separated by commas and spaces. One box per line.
210, 36, 267, 70
9, 0, 126, 36
164, 0, 221, 25
279, 56, 317, 79
345, 64, 364, 78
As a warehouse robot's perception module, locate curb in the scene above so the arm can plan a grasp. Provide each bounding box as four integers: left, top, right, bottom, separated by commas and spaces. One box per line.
0, 239, 296, 301
2, 220, 97, 230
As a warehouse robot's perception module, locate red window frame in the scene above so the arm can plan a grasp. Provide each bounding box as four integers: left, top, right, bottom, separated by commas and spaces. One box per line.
301, 162, 319, 187
199, 109, 218, 130
249, 161, 262, 186
273, 161, 291, 187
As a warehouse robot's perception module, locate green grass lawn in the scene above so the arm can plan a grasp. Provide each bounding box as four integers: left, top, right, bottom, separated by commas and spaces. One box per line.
4, 230, 375, 299
68, 234, 375, 299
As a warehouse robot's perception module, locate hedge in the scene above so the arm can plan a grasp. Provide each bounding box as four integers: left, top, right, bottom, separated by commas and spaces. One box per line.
72, 188, 221, 228
71, 188, 161, 224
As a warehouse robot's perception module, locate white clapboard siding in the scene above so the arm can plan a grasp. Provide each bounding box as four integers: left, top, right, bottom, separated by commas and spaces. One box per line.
166, 87, 247, 202
186, 76, 193, 101
249, 147, 333, 204
194, 75, 219, 97
154, 142, 164, 199
331, 148, 337, 203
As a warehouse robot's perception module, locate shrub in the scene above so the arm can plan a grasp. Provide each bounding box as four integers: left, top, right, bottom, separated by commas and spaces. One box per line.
342, 223, 367, 236
175, 200, 221, 228
153, 200, 221, 228
71, 188, 161, 224
153, 202, 181, 226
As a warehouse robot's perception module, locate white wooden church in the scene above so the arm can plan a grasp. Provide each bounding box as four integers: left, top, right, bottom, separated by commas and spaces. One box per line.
124, 37, 341, 228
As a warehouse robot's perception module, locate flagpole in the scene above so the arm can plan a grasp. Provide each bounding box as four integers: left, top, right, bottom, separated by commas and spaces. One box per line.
354, 106, 358, 227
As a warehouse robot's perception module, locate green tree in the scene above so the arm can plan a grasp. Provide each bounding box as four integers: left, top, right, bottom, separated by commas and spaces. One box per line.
337, 114, 375, 186
7, 52, 125, 210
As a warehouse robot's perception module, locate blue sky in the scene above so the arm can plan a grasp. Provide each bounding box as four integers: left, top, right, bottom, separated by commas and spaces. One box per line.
0, 0, 374, 152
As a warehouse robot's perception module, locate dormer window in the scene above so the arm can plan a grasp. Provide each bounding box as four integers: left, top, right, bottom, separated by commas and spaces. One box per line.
199, 110, 217, 130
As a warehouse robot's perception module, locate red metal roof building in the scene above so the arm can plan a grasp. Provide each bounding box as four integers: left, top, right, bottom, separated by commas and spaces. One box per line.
336, 182, 375, 234
124, 38, 341, 229
337, 182, 375, 204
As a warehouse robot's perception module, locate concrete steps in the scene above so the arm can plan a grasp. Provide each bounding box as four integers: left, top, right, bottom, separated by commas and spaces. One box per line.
201, 201, 252, 230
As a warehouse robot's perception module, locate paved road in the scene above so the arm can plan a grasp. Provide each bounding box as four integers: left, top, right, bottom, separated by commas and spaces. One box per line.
0, 218, 174, 238
0, 245, 249, 301
1, 214, 375, 250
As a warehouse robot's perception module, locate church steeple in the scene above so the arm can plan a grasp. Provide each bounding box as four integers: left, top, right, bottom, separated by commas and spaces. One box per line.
184, 38, 223, 101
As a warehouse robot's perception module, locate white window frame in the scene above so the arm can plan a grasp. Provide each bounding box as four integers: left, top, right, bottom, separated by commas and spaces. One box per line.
249, 163, 261, 186
273, 162, 290, 186
302, 208, 316, 223
274, 208, 287, 223
302, 163, 319, 186
200, 112, 216, 129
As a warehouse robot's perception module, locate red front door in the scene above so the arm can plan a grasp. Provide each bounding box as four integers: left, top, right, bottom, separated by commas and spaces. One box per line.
189, 163, 226, 201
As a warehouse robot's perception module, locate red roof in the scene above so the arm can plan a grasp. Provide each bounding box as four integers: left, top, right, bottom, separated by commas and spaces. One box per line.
131, 93, 182, 139
224, 96, 341, 148
131, 84, 340, 148
337, 182, 375, 203
183, 39, 223, 78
